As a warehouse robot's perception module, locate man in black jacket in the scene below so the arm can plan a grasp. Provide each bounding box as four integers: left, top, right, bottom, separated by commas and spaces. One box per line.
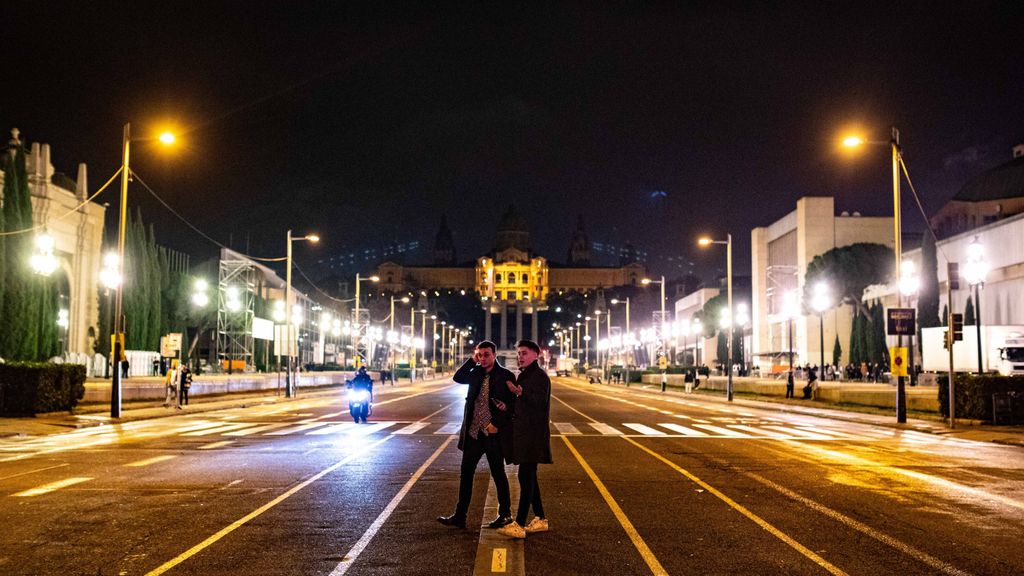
438, 340, 518, 530
497, 339, 553, 539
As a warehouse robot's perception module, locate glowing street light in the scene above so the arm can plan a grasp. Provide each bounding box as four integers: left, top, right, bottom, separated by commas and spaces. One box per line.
285, 230, 319, 397
811, 283, 832, 379
698, 233, 734, 401
963, 237, 988, 374
30, 234, 59, 276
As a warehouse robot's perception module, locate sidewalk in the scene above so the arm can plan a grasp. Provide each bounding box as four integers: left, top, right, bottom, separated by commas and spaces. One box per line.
0, 375, 454, 439
569, 377, 1024, 447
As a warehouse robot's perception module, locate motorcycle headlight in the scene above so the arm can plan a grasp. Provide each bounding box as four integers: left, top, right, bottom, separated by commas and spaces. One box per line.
349, 389, 368, 402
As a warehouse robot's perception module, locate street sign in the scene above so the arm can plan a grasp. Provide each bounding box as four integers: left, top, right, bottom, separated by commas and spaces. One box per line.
886, 308, 916, 336
890, 347, 908, 377
658, 355, 667, 370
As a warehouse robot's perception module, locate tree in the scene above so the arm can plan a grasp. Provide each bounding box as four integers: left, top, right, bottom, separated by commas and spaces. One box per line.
849, 312, 862, 365
803, 243, 895, 319
871, 301, 889, 367
941, 303, 949, 326
0, 145, 43, 360
918, 232, 941, 328
832, 334, 842, 366
964, 294, 975, 326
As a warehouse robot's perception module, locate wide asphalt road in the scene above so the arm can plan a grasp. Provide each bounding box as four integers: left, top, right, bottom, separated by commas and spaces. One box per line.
1, 376, 1021, 575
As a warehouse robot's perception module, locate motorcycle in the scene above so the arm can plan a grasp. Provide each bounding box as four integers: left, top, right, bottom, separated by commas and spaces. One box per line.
348, 385, 372, 423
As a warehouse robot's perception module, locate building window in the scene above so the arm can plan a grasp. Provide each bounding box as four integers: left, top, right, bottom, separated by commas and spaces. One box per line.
522, 273, 529, 284
495, 273, 502, 284
496, 291, 503, 300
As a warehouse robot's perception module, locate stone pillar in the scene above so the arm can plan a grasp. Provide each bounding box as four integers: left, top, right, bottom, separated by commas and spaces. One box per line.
499, 301, 508, 349
485, 307, 492, 342
531, 307, 539, 342
515, 304, 523, 346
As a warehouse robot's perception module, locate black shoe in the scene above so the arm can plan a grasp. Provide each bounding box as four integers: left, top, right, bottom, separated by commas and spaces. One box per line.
437, 514, 467, 529
487, 515, 513, 529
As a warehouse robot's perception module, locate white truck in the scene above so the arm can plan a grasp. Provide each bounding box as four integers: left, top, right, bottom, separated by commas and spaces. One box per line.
920, 325, 1024, 375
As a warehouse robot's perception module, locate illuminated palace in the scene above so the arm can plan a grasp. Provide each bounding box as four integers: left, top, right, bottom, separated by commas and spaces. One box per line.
376, 206, 647, 348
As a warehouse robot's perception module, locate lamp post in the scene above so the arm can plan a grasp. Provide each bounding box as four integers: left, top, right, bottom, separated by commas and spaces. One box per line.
189, 278, 210, 372
844, 127, 907, 422
783, 291, 799, 395
99, 252, 121, 379
285, 230, 319, 397
811, 283, 831, 387
964, 237, 988, 374
110, 124, 175, 418
642, 276, 668, 392
353, 273, 380, 368
430, 315, 438, 370
699, 234, 733, 401
389, 295, 410, 373
899, 261, 921, 385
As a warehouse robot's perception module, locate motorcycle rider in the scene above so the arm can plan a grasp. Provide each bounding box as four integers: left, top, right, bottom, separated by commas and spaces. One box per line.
351, 366, 374, 401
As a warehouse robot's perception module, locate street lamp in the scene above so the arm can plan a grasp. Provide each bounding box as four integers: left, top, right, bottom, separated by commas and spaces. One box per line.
353, 273, 380, 367
811, 283, 831, 384
30, 234, 59, 276
900, 261, 921, 384
843, 127, 908, 422
110, 123, 176, 418
699, 234, 733, 401
285, 230, 319, 397
99, 252, 122, 379
783, 290, 799, 395
642, 276, 668, 392
963, 238, 988, 374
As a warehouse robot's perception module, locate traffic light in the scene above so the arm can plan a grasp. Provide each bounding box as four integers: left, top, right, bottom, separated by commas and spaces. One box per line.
952, 313, 964, 342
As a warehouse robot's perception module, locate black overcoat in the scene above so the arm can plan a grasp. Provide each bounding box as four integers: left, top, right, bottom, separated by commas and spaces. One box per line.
452, 357, 517, 452
509, 360, 553, 465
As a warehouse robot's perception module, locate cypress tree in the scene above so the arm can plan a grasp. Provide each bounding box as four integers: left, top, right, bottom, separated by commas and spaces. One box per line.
848, 309, 861, 365
964, 295, 975, 326
941, 303, 949, 326
0, 145, 38, 360
833, 334, 842, 366
146, 223, 162, 349
918, 232, 941, 328
872, 301, 889, 366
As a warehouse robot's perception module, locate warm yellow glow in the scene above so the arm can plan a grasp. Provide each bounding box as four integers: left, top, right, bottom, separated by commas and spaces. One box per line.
641, 278, 652, 285
158, 132, 176, 145
370, 275, 380, 282
306, 234, 320, 243
697, 237, 712, 247
842, 136, 864, 148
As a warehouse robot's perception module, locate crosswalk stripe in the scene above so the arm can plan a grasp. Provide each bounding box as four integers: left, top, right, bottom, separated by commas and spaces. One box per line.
170, 421, 223, 434
762, 425, 833, 439
347, 422, 398, 436
728, 425, 789, 439
623, 423, 665, 436
394, 422, 430, 435
224, 423, 292, 436
198, 440, 235, 450
692, 424, 750, 437
554, 422, 582, 435
794, 426, 854, 438
658, 423, 707, 436
125, 455, 177, 467
308, 423, 359, 435
12, 477, 93, 497
589, 422, 623, 435
435, 422, 462, 435
182, 423, 259, 437
266, 422, 333, 435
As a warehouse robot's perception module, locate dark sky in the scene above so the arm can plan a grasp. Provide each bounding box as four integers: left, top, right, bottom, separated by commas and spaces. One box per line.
3, 1, 1023, 281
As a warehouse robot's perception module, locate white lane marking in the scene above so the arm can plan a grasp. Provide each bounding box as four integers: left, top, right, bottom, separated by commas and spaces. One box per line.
12, 476, 93, 497
589, 422, 623, 435
181, 423, 258, 437
143, 436, 393, 576
745, 471, 975, 576
657, 423, 707, 436
198, 441, 235, 450
554, 422, 582, 435
473, 463, 522, 575
0, 463, 70, 481
329, 436, 455, 575
308, 423, 359, 436
762, 426, 833, 440
794, 426, 855, 438
125, 455, 177, 467
435, 422, 462, 435
728, 425, 790, 439
394, 422, 430, 435
224, 423, 292, 436
692, 424, 750, 437
346, 422, 398, 436
623, 423, 665, 436
265, 422, 333, 435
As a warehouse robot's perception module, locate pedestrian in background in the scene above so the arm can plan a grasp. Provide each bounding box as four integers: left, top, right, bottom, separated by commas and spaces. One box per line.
163, 360, 179, 408
498, 339, 553, 539
179, 365, 192, 407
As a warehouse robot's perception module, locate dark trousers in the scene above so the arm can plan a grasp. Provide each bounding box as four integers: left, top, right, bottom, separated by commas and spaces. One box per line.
785, 374, 795, 398
456, 434, 511, 518
515, 462, 544, 525
180, 387, 190, 405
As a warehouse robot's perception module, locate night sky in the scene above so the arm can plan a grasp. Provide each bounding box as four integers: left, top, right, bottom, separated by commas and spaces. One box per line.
3, 1, 1023, 282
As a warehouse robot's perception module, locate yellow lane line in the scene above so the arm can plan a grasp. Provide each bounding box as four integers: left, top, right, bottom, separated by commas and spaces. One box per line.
0, 463, 69, 481
12, 476, 93, 497
198, 440, 234, 450
561, 436, 668, 576
622, 436, 848, 576
125, 455, 178, 467
144, 435, 392, 576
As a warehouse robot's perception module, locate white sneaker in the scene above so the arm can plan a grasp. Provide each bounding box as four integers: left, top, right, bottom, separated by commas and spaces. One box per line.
496, 521, 526, 539
524, 518, 549, 533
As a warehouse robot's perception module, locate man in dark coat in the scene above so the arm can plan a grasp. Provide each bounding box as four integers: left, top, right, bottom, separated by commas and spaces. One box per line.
438, 340, 518, 530
497, 339, 553, 539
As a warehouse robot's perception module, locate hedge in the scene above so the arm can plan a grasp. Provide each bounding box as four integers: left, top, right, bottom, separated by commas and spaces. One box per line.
936, 374, 1024, 422
0, 362, 87, 415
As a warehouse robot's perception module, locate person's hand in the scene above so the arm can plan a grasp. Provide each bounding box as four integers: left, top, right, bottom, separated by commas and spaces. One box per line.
485, 423, 498, 435
506, 380, 522, 396
492, 397, 507, 411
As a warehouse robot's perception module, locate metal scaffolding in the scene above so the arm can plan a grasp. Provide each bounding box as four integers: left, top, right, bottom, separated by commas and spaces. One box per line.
217, 255, 258, 371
